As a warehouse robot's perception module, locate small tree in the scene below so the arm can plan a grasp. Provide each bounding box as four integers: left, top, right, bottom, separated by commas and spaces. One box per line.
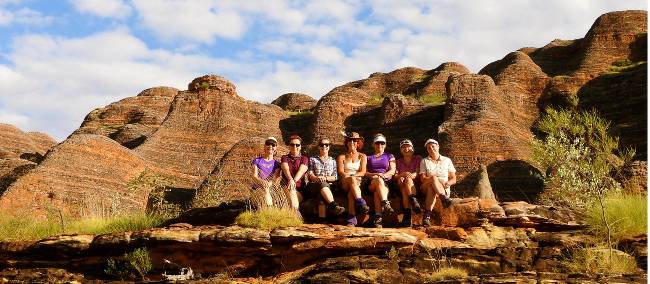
531, 108, 634, 264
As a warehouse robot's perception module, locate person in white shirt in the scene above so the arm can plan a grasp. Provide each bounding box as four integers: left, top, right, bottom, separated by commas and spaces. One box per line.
419, 138, 457, 226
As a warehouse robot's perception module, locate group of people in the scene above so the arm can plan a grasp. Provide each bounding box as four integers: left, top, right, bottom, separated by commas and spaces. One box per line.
251, 132, 456, 228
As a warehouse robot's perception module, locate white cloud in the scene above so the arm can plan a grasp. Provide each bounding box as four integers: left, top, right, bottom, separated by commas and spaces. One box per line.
131, 0, 247, 43
0, 6, 52, 26
69, 0, 132, 19
0, 29, 248, 140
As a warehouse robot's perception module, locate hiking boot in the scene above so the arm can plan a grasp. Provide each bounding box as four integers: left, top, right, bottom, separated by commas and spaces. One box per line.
346, 215, 357, 227
409, 195, 422, 214
422, 211, 431, 227
400, 211, 412, 227
442, 197, 453, 208
356, 199, 370, 215
373, 215, 383, 229
327, 202, 346, 216
381, 200, 395, 215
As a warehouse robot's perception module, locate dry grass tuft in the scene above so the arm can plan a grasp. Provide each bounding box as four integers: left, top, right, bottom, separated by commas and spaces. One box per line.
235, 207, 302, 230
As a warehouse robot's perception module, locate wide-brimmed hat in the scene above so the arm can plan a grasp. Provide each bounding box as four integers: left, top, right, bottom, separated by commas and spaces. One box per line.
342, 131, 364, 140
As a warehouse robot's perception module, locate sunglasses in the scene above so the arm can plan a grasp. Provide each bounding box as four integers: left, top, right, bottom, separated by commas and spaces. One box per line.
319, 143, 331, 147
374, 141, 386, 145
289, 143, 301, 147
264, 142, 277, 147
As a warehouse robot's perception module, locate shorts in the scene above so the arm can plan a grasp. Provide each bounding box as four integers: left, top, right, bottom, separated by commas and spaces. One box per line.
304, 181, 337, 200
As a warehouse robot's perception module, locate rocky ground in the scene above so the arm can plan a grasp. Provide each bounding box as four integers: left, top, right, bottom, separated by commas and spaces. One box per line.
0, 199, 646, 283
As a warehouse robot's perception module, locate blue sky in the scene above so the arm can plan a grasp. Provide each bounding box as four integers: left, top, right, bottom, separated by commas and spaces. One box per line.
0, 0, 646, 141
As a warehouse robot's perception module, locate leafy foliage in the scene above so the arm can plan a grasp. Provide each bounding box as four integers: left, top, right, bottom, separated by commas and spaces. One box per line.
105, 247, 153, 280
531, 108, 634, 210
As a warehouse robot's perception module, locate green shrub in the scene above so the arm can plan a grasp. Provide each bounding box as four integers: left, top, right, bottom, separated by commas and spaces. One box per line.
564, 246, 637, 275
418, 93, 446, 106
367, 94, 384, 105
607, 60, 646, 74
532, 108, 634, 210
286, 110, 314, 117
585, 193, 647, 242
234, 207, 302, 230
105, 247, 153, 280
426, 267, 468, 282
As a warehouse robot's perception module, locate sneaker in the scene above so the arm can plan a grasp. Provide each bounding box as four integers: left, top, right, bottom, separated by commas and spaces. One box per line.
400, 212, 412, 227
381, 200, 395, 215
373, 215, 383, 229
356, 198, 370, 215
442, 197, 453, 208
409, 196, 422, 214
346, 215, 357, 227
327, 202, 346, 216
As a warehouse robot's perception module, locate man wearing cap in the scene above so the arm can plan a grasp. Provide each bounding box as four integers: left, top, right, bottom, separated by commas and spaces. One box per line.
281, 134, 309, 217
419, 138, 457, 226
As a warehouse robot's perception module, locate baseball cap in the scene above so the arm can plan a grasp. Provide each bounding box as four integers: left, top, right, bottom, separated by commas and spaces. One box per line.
373, 134, 387, 143
399, 139, 413, 147
424, 139, 439, 147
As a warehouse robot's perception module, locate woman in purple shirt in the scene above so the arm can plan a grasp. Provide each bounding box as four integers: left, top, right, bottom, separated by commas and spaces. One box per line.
364, 133, 396, 228
394, 139, 422, 227
251, 137, 281, 208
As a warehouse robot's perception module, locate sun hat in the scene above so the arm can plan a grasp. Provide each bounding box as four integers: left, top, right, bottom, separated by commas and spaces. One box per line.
341, 131, 364, 140
373, 134, 386, 143
265, 136, 278, 145
424, 138, 439, 147
399, 139, 413, 147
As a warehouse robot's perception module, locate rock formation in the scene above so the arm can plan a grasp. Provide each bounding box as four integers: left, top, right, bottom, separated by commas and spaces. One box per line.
73, 87, 179, 149
0, 124, 57, 195
134, 76, 287, 190
271, 93, 317, 112
0, 10, 646, 218
0, 134, 151, 218
1, 200, 644, 283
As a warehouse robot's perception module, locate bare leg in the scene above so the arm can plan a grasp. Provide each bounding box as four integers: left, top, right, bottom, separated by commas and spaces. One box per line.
398, 177, 410, 209
321, 186, 334, 204
370, 178, 382, 212
263, 187, 273, 207
424, 181, 437, 211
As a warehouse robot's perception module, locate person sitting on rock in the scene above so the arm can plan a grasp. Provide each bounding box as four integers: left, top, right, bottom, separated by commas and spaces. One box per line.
337, 132, 369, 226
394, 139, 423, 227
306, 138, 346, 218
280, 134, 309, 218
251, 137, 281, 208
419, 138, 457, 226
364, 133, 396, 228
